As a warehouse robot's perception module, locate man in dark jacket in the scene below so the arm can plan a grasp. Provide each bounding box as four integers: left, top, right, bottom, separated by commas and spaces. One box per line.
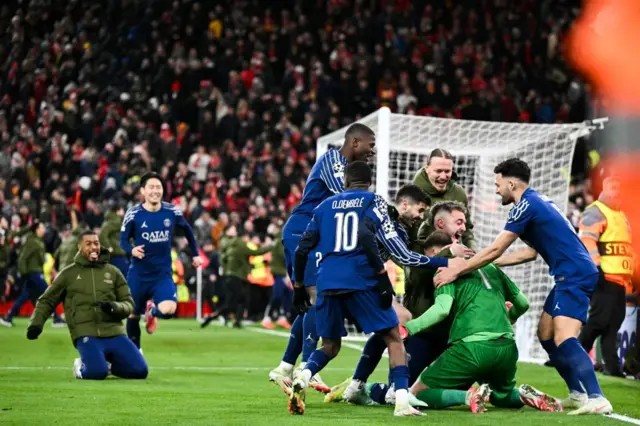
99, 204, 128, 277
222, 225, 273, 328
1, 222, 65, 327
412, 149, 475, 250
27, 230, 148, 381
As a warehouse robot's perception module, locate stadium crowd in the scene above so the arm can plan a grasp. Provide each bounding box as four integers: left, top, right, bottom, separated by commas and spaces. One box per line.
0, 0, 599, 320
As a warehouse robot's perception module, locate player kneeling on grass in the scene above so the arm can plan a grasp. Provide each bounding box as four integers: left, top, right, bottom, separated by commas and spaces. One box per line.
288, 161, 462, 416
407, 234, 561, 413
26, 230, 148, 380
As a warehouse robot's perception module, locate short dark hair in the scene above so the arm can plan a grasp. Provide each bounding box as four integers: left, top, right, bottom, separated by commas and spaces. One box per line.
427, 148, 453, 165
345, 161, 372, 186
345, 123, 375, 142
396, 184, 431, 206
140, 172, 163, 188
422, 231, 453, 252
494, 158, 531, 184
29, 221, 42, 233
430, 201, 467, 224
79, 229, 98, 240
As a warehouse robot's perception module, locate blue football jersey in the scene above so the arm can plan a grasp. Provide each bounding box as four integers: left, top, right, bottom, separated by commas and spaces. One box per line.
377, 220, 447, 268
285, 148, 348, 234
504, 187, 597, 282
306, 189, 385, 292
120, 202, 198, 280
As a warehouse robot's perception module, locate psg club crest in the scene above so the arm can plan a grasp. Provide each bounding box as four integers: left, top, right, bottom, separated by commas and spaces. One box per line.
164, 219, 171, 228
104, 272, 111, 280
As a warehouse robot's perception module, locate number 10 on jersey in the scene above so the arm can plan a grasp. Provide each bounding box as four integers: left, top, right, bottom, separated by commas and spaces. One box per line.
334, 212, 359, 252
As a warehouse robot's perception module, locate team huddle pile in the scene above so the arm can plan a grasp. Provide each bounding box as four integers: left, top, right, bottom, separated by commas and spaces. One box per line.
267, 123, 613, 417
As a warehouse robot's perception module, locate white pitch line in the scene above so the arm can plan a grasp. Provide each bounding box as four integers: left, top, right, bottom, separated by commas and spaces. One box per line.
607, 414, 640, 426
0, 366, 355, 372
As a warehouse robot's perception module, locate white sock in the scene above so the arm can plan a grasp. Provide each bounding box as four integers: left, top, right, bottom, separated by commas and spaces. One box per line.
298, 362, 307, 370
279, 361, 294, 371
302, 369, 312, 383
349, 379, 365, 392
395, 389, 409, 406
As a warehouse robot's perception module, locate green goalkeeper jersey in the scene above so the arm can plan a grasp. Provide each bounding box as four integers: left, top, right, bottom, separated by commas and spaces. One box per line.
405, 263, 529, 344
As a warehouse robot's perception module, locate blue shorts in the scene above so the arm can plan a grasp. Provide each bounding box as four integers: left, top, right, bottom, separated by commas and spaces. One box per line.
282, 235, 319, 287
127, 271, 177, 315
543, 273, 598, 324
315, 289, 399, 339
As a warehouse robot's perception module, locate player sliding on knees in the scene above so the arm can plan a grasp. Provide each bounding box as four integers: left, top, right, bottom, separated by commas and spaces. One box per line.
269, 123, 376, 395
120, 172, 202, 351
434, 158, 612, 415
26, 230, 148, 380
407, 232, 561, 413
288, 161, 463, 416
325, 186, 472, 406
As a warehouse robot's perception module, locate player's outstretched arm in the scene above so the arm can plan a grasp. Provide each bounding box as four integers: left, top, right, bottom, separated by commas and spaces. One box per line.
434, 231, 519, 287
319, 150, 345, 194
27, 271, 68, 339
376, 224, 449, 269
405, 287, 454, 335
175, 209, 199, 256
494, 246, 538, 267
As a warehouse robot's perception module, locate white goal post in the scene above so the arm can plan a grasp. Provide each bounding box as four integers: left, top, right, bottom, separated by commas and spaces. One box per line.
317, 107, 607, 363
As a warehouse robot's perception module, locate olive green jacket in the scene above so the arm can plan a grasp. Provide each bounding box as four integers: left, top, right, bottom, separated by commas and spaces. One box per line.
412, 168, 476, 250
225, 237, 273, 280
29, 249, 133, 343
18, 232, 46, 276
271, 232, 287, 277
54, 227, 84, 271
99, 212, 126, 257
402, 247, 453, 340
0, 226, 30, 271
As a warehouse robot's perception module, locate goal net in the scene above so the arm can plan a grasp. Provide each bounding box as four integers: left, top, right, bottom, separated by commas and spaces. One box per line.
317, 107, 605, 363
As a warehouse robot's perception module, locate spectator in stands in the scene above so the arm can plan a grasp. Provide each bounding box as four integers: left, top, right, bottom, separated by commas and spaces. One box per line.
0, 0, 598, 322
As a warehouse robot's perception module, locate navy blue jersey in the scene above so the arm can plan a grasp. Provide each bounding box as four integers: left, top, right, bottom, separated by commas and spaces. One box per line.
297, 190, 448, 293
120, 202, 199, 280
285, 148, 348, 234
504, 187, 597, 282
377, 220, 446, 268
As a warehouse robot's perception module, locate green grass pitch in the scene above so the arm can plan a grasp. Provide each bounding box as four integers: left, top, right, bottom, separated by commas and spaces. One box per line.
1, 319, 639, 426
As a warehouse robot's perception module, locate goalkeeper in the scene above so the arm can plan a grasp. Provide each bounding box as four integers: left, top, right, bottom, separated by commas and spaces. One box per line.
407, 238, 562, 413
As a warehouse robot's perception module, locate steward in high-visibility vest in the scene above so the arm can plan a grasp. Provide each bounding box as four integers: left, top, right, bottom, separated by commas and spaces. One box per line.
578, 173, 632, 376
247, 242, 274, 287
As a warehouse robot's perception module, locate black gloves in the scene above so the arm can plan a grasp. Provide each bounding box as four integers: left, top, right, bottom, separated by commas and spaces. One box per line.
26, 326, 42, 340
293, 284, 311, 314
100, 302, 114, 314
387, 205, 400, 222
376, 272, 395, 309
